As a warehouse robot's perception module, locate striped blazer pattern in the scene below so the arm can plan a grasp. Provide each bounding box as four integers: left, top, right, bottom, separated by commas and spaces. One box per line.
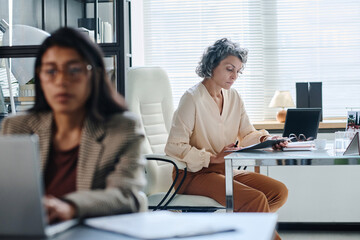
1, 111, 147, 218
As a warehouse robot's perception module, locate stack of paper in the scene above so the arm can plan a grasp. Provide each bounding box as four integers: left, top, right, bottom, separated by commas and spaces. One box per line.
283, 141, 315, 151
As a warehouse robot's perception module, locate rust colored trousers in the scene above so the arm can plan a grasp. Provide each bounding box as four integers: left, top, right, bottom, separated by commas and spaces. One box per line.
173, 163, 288, 240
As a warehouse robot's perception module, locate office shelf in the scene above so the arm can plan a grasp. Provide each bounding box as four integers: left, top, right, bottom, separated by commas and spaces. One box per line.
0, 0, 125, 96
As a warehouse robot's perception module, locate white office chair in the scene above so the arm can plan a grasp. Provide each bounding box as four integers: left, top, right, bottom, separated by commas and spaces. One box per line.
126, 66, 224, 211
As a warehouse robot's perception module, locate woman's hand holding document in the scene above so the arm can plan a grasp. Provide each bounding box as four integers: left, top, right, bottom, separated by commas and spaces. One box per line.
226, 137, 291, 152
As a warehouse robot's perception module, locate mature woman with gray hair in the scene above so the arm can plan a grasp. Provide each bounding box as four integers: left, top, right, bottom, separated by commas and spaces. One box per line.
165, 38, 288, 240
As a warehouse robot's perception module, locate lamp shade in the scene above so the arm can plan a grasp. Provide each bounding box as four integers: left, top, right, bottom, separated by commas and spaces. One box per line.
268, 90, 295, 108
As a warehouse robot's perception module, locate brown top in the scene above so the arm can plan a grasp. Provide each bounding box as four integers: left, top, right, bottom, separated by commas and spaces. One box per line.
45, 145, 79, 198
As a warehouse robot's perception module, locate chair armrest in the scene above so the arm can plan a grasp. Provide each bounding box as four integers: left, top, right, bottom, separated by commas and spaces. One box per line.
144, 154, 187, 170
144, 154, 187, 210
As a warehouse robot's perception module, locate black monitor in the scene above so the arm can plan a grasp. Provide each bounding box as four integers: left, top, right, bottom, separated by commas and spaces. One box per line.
282, 108, 322, 140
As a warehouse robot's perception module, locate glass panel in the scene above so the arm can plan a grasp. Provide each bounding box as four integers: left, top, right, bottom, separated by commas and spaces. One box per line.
104, 55, 117, 89
0, 0, 45, 46
0, 58, 11, 115
0, 0, 116, 46
0, 58, 20, 98
0, 57, 35, 114
0, 0, 42, 28
79, 0, 116, 43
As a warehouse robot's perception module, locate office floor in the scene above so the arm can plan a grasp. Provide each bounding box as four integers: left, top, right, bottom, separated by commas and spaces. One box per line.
279, 230, 360, 240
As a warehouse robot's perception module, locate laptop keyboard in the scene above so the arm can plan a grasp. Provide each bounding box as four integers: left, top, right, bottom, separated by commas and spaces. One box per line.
45, 219, 79, 237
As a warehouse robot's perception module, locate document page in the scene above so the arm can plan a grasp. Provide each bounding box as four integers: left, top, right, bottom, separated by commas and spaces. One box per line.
85, 211, 236, 239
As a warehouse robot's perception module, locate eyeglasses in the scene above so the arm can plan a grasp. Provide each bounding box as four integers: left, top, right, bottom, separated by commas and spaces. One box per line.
39, 64, 92, 83
288, 133, 314, 142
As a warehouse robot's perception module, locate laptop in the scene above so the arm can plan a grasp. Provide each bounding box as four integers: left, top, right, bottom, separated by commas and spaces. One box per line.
0, 135, 78, 237
282, 108, 322, 140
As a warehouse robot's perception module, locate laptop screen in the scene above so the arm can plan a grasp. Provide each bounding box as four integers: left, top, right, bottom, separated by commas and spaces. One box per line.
282, 108, 322, 139
0, 135, 47, 236
0, 135, 79, 237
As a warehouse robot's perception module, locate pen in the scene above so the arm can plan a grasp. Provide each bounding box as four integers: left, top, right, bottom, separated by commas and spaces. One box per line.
234, 140, 239, 147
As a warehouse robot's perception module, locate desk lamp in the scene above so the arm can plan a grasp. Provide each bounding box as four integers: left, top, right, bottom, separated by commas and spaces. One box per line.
269, 90, 295, 123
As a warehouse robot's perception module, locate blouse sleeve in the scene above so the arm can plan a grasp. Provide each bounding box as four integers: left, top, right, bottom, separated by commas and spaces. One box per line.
237, 98, 270, 147
165, 93, 211, 172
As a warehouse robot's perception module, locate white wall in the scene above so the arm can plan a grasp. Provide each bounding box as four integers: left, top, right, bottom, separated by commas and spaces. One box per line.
130, 0, 144, 67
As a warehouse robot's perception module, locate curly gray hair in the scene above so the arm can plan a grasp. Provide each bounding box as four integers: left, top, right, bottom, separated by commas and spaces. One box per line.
195, 38, 248, 78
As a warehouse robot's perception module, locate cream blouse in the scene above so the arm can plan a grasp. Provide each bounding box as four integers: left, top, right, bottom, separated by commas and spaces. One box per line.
165, 83, 269, 172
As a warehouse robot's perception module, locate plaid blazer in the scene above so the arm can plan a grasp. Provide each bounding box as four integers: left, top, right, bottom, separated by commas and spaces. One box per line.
1, 111, 147, 218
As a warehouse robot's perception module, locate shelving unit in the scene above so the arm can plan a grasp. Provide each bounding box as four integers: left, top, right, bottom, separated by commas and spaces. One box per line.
0, 0, 127, 115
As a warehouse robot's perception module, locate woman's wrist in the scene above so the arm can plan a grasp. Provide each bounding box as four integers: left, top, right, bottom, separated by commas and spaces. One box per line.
61, 198, 78, 218
260, 135, 269, 142
210, 154, 223, 164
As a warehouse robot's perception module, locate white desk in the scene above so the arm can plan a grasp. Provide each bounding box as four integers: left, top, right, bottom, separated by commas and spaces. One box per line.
38, 212, 277, 240
224, 149, 360, 213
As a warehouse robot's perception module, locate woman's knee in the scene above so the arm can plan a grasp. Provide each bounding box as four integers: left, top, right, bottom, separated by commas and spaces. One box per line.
234, 190, 269, 212
276, 181, 289, 203
269, 181, 288, 212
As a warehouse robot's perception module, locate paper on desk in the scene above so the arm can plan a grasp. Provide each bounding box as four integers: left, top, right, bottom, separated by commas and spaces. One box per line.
85, 211, 236, 239
283, 141, 315, 151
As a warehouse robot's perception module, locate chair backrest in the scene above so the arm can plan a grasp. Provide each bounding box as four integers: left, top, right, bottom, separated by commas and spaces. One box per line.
126, 67, 175, 195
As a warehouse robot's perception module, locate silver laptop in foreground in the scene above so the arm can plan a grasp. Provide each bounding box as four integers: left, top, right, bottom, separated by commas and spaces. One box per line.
0, 135, 78, 237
